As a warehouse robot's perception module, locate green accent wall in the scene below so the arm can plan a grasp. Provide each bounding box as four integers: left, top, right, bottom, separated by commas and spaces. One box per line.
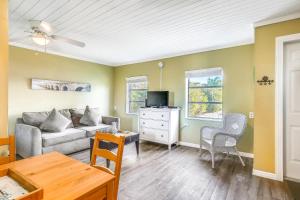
114, 44, 254, 153
8, 46, 114, 132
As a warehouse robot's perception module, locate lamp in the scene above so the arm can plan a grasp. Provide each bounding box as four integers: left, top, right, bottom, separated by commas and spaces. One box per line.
32, 34, 50, 46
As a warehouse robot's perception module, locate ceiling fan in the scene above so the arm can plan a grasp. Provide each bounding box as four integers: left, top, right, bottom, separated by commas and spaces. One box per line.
11, 20, 85, 48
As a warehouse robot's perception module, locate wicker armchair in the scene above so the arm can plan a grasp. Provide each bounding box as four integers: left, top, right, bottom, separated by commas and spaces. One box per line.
200, 113, 247, 168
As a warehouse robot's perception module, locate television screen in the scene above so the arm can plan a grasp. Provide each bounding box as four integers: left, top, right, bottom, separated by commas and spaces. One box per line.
146, 91, 169, 107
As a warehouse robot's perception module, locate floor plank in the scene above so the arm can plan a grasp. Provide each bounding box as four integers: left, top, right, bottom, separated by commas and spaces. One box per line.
70, 142, 293, 200
286, 180, 300, 200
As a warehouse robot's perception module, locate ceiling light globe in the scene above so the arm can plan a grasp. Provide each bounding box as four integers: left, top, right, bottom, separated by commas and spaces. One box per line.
32, 35, 50, 46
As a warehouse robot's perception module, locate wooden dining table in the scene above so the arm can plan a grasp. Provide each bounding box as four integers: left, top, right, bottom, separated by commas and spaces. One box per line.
0, 152, 115, 200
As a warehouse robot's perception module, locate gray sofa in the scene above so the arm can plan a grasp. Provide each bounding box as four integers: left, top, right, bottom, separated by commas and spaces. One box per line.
15, 108, 120, 158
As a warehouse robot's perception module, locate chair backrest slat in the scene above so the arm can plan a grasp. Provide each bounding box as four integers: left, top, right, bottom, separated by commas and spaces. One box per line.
97, 133, 122, 144
90, 132, 125, 200
93, 165, 114, 175
0, 135, 15, 164
93, 148, 117, 162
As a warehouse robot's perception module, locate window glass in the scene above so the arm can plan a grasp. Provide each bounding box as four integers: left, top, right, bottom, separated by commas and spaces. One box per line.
126, 77, 148, 114
186, 69, 223, 119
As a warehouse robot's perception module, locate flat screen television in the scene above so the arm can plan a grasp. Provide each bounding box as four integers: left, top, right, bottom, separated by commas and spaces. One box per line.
146, 91, 169, 107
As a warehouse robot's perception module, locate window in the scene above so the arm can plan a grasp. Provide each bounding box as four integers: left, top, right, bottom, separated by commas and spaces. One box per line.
185, 68, 223, 119
126, 76, 148, 114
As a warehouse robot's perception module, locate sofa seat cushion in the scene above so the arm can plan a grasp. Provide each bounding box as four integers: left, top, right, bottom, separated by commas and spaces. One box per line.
42, 128, 86, 147
77, 124, 111, 137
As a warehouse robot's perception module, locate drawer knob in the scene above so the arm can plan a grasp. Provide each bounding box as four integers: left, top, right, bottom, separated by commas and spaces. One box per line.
161, 124, 164, 126
143, 113, 145, 115
161, 115, 164, 117
161, 135, 163, 137
142, 132, 145, 134
143, 122, 145, 124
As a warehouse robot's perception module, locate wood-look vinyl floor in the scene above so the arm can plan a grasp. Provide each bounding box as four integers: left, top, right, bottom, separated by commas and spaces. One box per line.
70, 142, 293, 200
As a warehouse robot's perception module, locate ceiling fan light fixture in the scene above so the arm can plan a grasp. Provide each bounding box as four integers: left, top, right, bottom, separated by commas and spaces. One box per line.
32, 34, 50, 46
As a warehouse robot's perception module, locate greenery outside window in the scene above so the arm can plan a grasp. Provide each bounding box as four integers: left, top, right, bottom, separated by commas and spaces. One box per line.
185, 68, 223, 120
126, 76, 148, 114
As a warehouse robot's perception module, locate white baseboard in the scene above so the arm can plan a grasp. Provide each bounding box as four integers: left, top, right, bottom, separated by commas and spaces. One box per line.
178, 141, 254, 158
252, 169, 278, 181
179, 141, 201, 149
239, 152, 254, 159
285, 176, 300, 183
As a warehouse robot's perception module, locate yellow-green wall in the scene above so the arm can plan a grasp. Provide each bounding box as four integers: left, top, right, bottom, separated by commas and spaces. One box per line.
254, 18, 300, 172
8, 46, 114, 132
114, 45, 254, 153
0, 0, 8, 136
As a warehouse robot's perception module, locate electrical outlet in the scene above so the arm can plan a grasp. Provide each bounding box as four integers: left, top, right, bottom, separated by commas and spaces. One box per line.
249, 112, 254, 119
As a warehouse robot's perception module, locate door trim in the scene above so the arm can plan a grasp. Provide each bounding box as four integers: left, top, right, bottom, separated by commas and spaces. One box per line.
275, 33, 300, 181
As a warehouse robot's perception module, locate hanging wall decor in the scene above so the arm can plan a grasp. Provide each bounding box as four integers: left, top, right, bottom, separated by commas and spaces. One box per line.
257, 76, 274, 86
31, 79, 91, 92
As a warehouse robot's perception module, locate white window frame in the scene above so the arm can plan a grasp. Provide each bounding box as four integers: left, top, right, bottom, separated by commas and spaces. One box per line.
185, 67, 223, 121
126, 76, 148, 115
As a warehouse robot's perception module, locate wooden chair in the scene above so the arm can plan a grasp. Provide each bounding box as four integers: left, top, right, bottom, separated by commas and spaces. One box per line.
91, 132, 125, 200
0, 135, 16, 164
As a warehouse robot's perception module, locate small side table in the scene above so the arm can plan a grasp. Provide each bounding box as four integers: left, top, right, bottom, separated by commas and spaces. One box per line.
90, 132, 140, 167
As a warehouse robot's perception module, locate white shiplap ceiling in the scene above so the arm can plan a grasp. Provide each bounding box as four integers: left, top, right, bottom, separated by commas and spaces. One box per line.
8, 0, 300, 66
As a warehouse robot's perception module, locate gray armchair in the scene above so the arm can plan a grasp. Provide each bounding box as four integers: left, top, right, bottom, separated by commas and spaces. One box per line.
200, 113, 247, 168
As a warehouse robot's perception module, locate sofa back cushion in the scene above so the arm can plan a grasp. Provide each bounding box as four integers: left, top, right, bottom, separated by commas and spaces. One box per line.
22, 109, 74, 128
69, 108, 84, 127
22, 111, 50, 127
40, 109, 71, 132
70, 107, 102, 127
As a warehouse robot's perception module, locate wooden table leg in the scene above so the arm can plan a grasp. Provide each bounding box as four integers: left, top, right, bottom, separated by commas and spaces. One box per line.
135, 140, 139, 155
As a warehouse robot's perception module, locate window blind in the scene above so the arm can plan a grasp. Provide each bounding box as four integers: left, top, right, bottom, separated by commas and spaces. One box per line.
126, 76, 147, 83
185, 67, 223, 78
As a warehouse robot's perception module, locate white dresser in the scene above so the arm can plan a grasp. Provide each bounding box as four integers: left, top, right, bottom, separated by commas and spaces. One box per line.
138, 108, 179, 150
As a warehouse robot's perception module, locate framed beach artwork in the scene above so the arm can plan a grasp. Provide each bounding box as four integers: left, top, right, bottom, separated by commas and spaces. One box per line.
31, 79, 91, 92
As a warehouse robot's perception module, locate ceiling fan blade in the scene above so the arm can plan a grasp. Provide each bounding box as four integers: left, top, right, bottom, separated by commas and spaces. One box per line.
29, 20, 53, 34
10, 36, 30, 43
51, 35, 85, 48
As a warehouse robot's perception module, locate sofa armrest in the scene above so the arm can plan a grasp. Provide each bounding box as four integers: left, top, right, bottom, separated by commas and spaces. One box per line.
102, 116, 120, 130
15, 123, 42, 158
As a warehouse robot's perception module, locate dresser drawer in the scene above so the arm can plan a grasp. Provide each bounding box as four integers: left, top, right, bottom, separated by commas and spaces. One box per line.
140, 119, 169, 130
139, 110, 169, 121
151, 111, 169, 121
140, 127, 168, 142
140, 110, 149, 118
140, 127, 156, 140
